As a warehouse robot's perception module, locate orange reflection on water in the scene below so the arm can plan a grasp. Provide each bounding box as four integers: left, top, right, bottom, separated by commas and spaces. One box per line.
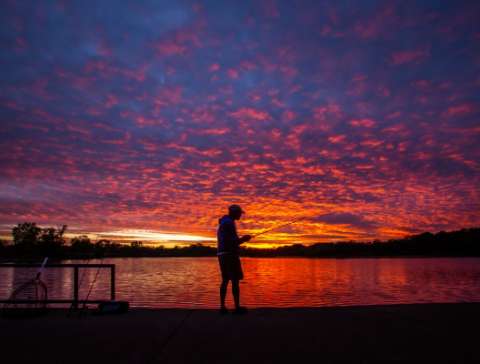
2, 257, 480, 308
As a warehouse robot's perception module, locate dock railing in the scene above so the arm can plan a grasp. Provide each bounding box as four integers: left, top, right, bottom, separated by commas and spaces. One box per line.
0, 263, 115, 308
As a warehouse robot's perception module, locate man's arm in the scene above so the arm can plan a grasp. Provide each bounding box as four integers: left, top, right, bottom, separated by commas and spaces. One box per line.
239, 235, 251, 244
224, 221, 251, 245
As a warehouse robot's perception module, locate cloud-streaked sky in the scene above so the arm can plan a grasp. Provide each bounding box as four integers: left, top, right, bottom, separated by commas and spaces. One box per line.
1, 0, 479, 246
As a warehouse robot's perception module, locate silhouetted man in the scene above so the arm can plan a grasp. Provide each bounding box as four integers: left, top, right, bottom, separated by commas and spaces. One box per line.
217, 204, 251, 314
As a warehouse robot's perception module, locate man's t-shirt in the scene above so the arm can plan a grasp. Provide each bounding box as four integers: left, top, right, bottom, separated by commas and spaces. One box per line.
217, 215, 241, 255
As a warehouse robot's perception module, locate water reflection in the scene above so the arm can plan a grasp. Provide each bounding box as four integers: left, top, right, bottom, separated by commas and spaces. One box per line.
1, 257, 479, 308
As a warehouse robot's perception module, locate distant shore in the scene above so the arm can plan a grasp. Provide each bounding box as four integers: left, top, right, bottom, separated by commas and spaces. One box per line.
3, 254, 480, 263
2, 225, 479, 259
1, 302, 479, 364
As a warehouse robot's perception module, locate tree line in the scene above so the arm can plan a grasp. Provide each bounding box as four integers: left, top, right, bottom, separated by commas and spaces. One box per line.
0, 222, 479, 259
0, 222, 215, 259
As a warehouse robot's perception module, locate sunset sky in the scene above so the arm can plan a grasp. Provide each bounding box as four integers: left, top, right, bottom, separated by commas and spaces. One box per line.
1, 0, 479, 247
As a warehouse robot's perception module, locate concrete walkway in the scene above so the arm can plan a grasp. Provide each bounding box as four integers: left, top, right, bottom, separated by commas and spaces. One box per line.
1, 303, 478, 363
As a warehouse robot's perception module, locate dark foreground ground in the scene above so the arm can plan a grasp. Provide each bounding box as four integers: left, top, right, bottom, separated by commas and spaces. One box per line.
1, 303, 479, 364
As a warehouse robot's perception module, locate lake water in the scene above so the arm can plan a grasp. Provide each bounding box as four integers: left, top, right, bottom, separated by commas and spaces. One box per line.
1, 257, 480, 308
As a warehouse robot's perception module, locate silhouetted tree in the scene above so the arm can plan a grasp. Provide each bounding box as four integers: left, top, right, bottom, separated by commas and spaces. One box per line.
12, 222, 42, 247
37, 225, 67, 256
70, 235, 93, 254
130, 241, 143, 248
93, 239, 108, 257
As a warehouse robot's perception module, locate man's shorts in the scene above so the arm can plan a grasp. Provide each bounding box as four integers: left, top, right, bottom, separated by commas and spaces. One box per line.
218, 254, 244, 281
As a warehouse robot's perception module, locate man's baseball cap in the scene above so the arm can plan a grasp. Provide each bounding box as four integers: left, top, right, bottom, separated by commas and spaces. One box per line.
228, 204, 245, 214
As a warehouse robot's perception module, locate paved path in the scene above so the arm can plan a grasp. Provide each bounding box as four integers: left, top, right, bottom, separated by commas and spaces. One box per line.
1, 303, 478, 363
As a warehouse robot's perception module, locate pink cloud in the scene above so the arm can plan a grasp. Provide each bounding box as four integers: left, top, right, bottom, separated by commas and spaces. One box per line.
360, 139, 383, 148
198, 128, 230, 136
152, 26, 202, 58
376, 86, 390, 97
443, 103, 475, 117
227, 69, 239, 79
209, 63, 220, 72
350, 118, 376, 128
135, 116, 165, 127
412, 80, 431, 89
230, 108, 271, 121
282, 110, 296, 122
153, 86, 183, 107
15, 37, 27, 51
390, 47, 430, 65
105, 94, 118, 108
328, 134, 346, 144
352, 74, 367, 82
352, 3, 397, 40
240, 61, 257, 71
313, 103, 342, 120
354, 22, 380, 39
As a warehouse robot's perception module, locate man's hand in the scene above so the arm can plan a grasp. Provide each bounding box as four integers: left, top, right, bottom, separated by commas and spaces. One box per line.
241, 235, 252, 242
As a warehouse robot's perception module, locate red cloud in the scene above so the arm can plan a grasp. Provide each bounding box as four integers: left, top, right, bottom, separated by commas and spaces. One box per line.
153, 27, 201, 58
282, 110, 296, 122
230, 108, 271, 121
312, 103, 342, 131
443, 103, 475, 117
352, 3, 396, 40
240, 61, 257, 71
199, 128, 230, 136
15, 37, 27, 51
350, 118, 376, 128
391, 48, 430, 65
209, 63, 220, 72
153, 86, 183, 107
105, 94, 118, 108
313, 103, 342, 120
352, 74, 367, 82
227, 69, 239, 79
354, 22, 380, 39
328, 134, 346, 144
360, 139, 383, 148
135, 116, 165, 127
412, 80, 430, 89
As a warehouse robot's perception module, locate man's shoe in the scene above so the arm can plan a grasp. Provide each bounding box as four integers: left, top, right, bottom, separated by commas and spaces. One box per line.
233, 306, 248, 315
219, 307, 229, 315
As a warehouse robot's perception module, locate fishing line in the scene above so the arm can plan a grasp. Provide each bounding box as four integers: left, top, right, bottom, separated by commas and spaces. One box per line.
78, 255, 104, 316
67, 252, 95, 317
149, 310, 194, 363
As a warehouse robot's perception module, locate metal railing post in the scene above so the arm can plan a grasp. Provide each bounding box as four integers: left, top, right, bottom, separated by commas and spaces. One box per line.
73, 266, 79, 309
110, 265, 116, 301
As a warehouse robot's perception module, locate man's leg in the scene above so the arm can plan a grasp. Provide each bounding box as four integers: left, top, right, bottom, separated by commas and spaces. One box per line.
220, 279, 229, 308
232, 279, 240, 308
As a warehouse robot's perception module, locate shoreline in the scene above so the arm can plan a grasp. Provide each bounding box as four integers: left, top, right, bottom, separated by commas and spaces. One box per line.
2, 254, 480, 261
1, 302, 478, 363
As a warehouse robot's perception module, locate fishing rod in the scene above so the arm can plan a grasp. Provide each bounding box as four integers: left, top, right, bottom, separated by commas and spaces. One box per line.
251, 217, 305, 238
78, 256, 104, 317
67, 251, 96, 317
